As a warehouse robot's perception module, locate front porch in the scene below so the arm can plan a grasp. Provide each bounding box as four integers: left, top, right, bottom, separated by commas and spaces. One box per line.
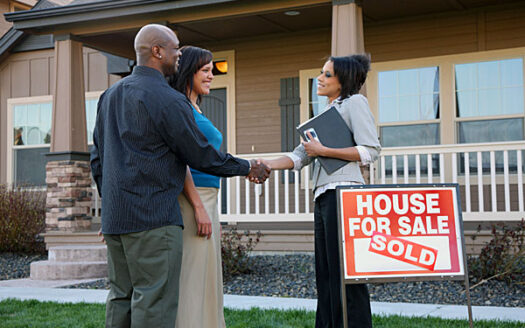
64, 140, 524, 254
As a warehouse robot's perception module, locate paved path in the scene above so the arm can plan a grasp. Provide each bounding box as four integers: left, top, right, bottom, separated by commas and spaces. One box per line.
0, 284, 523, 323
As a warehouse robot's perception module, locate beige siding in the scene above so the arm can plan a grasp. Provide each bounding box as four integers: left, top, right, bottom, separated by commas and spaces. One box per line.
11, 60, 30, 97
365, 4, 525, 63
49, 56, 55, 95
86, 51, 111, 91
206, 29, 331, 154
485, 6, 525, 50
365, 11, 480, 62
0, 0, 12, 36
0, 48, 119, 184
0, 63, 10, 183
30, 57, 50, 96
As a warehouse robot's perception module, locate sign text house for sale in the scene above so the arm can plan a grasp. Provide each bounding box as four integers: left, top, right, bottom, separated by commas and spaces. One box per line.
338, 185, 465, 281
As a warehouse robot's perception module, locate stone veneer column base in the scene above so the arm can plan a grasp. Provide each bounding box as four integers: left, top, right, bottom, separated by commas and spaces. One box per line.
45, 153, 92, 232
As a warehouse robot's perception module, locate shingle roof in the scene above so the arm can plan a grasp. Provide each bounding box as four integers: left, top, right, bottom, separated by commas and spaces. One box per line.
35, 0, 111, 10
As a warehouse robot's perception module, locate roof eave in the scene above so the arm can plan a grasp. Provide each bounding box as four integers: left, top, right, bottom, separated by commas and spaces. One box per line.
4, 0, 236, 32
0, 28, 25, 57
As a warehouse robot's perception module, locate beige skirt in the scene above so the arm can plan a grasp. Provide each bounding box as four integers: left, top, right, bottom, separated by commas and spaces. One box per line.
175, 187, 226, 328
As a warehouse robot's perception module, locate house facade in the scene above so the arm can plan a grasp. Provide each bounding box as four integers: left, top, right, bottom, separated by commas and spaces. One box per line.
1, 0, 524, 252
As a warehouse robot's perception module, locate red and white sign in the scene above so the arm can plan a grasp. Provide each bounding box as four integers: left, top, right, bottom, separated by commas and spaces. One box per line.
339, 186, 465, 280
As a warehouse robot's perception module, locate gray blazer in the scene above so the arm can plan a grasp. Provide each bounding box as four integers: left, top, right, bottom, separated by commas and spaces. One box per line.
290, 94, 381, 189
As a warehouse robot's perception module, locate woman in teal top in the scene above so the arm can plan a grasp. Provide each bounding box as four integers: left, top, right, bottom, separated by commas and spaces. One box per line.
169, 46, 226, 328
190, 105, 222, 188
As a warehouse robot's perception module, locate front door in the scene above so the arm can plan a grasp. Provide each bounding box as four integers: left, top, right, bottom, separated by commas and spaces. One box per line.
201, 88, 227, 152
201, 88, 228, 212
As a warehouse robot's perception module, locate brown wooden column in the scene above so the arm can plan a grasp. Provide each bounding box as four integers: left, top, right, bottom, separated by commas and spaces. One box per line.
331, 1, 371, 183
51, 36, 88, 153
331, 0, 364, 56
45, 35, 92, 232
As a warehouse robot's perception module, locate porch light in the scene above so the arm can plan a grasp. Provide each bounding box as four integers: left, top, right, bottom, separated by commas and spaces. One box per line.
284, 10, 300, 16
213, 60, 228, 74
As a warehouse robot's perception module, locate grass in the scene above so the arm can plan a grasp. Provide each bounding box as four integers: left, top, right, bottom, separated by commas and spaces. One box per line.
0, 299, 522, 328
0, 299, 104, 328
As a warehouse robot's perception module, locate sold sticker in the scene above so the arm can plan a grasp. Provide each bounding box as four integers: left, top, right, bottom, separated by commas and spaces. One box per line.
368, 232, 438, 271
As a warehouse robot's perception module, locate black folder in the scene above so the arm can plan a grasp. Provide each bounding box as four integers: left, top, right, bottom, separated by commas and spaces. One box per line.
296, 106, 355, 175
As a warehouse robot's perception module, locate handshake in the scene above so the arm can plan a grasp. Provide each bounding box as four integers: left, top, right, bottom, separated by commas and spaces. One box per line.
247, 159, 271, 184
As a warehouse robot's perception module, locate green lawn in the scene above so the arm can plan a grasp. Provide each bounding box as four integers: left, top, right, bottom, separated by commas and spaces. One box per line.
0, 299, 521, 328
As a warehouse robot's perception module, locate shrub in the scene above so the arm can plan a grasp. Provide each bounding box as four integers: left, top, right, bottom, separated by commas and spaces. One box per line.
0, 185, 46, 254
221, 226, 261, 279
468, 219, 524, 285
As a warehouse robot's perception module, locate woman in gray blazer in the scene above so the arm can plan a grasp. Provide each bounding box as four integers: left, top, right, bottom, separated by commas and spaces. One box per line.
264, 54, 381, 328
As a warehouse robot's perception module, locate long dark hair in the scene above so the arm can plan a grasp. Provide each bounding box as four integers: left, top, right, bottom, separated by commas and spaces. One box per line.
168, 45, 213, 104
329, 54, 370, 100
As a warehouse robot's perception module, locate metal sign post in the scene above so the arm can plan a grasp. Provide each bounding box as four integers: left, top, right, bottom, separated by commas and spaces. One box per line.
336, 184, 473, 328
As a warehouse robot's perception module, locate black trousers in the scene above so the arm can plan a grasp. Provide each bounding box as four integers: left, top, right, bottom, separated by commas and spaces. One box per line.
314, 190, 372, 328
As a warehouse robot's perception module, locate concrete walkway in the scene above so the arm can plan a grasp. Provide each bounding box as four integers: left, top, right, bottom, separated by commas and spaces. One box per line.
0, 284, 523, 323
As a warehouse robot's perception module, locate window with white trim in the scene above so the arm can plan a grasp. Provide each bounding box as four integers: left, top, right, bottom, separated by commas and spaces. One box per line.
455, 58, 524, 172
11, 100, 52, 186
378, 66, 440, 175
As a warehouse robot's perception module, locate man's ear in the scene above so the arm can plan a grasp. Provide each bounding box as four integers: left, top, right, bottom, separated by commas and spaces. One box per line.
152, 45, 162, 59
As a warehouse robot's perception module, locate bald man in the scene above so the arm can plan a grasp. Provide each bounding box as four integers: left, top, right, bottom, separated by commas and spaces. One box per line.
90, 24, 269, 328
134, 24, 180, 77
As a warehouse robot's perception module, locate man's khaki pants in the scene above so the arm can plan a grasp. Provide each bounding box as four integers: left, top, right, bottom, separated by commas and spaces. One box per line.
104, 225, 183, 328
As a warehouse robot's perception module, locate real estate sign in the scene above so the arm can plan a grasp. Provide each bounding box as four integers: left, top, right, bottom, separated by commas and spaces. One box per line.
337, 184, 466, 282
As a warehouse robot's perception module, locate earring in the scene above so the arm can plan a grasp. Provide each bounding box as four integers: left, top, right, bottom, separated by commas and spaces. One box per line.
159, 55, 162, 59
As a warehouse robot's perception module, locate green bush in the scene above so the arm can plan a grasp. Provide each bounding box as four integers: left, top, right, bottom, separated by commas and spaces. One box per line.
468, 219, 524, 284
0, 185, 46, 254
221, 226, 261, 279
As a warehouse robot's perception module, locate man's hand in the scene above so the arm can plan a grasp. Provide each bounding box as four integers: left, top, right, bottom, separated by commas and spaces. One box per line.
194, 206, 212, 239
98, 229, 105, 244
302, 131, 326, 157
248, 159, 271, 183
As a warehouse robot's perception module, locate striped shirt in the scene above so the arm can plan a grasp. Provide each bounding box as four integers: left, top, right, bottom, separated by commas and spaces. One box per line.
90, 66, 249, 234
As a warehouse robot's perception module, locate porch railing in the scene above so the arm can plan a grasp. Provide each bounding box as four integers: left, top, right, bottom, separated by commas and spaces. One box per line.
90, 141, 525, 223
374, 141, 524, 222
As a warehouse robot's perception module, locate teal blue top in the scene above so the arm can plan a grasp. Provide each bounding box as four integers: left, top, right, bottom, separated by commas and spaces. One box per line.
190, 106, 223, 188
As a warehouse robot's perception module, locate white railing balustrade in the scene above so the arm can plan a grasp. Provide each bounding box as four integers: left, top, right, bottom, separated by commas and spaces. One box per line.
89, 141, 525, 223
217, 153, 314, 223
376, 141, 525, 221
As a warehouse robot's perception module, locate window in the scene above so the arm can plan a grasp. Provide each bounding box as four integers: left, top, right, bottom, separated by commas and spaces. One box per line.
378, 66, 440, 175
8, 94, 102, 186
308, 77, 329, 118
455, 58, 523, 118
455, 58, 524, 172
379, 67, 439, 123
85, 92, 103, 144
9, 98, 52, 186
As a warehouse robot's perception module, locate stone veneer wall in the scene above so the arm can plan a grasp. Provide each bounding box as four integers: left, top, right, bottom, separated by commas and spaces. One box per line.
45, 160, 92, 231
